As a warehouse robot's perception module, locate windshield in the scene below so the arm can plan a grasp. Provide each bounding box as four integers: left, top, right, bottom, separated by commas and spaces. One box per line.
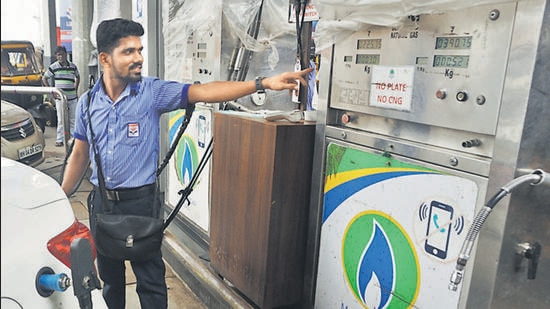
1, 46, 41, 77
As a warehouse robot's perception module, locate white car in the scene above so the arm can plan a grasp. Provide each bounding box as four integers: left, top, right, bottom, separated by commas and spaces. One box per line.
1, 157, 107, 308
1, 99, 45, 167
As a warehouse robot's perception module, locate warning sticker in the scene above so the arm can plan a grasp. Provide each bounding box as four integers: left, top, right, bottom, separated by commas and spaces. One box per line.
369, 65, 414, 111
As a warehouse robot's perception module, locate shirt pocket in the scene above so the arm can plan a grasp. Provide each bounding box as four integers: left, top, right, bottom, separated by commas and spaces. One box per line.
119, 113, 148, 146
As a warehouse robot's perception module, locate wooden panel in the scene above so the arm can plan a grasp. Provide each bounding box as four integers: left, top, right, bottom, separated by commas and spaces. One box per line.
210, 112, 315, 308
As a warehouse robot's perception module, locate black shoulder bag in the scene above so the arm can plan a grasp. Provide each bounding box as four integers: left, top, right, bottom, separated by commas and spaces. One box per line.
87, 92, 200, 262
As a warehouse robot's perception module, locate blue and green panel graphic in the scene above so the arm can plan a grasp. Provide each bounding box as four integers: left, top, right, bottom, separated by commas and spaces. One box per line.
315, 143, 475, 308
168, 110, 199, 186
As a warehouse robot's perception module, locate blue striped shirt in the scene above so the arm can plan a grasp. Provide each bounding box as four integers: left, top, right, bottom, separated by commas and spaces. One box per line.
74, 75, 190, 189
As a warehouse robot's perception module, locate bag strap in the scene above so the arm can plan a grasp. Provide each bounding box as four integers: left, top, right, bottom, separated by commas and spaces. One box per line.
86, 92, 161, 216
85, 91, 112, 213
85, 90, 200, 220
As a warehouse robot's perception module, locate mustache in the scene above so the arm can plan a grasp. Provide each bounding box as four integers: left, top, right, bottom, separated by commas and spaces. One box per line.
129, 63, 142, 70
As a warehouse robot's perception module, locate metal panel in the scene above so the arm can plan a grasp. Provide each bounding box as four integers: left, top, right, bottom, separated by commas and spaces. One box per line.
329, 3, 516, 137
309, 1, 550, 308
466, 1, 550, 308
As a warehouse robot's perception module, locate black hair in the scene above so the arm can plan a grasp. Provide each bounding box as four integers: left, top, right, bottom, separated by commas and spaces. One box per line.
55, 45, 67, 54
96, 18, 145, 54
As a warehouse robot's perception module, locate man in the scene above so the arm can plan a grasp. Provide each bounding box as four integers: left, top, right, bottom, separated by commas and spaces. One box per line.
61, 18, 312, 308
42, 45, 80, 146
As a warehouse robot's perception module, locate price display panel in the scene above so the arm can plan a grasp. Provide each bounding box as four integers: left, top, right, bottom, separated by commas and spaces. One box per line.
433, 55, 470, 68
435, 36, 472, 50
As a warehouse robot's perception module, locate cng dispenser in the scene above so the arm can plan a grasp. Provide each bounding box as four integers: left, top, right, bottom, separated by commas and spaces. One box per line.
161, 0, 223, 239
160, 0, 300, 243
307, 1, 550, 308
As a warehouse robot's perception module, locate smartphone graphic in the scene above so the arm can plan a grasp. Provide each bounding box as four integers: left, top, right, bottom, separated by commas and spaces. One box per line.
197, 114, 206, 148
424, 200, 454, 259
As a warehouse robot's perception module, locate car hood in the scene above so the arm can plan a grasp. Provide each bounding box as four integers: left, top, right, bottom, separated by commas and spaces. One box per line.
1, 100, 30, 126
1, 157, 67, 208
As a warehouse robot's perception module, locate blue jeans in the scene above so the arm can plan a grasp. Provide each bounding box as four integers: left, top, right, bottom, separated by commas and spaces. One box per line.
89, 187, 167, 309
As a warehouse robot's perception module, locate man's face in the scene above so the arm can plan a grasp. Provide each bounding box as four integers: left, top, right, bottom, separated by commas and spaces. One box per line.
109, 36, 144, 83
56, 51, 67, 64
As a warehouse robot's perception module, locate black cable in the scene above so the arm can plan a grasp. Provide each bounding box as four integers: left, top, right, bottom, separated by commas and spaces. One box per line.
156, 102, 195, 177
238, 0, 264, 81
294, 0, 302, 57
164, 137, 213, 229
295, 0, 308, 58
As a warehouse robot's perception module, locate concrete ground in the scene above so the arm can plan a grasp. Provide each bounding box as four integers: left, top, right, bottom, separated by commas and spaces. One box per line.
37, 125, 208, 309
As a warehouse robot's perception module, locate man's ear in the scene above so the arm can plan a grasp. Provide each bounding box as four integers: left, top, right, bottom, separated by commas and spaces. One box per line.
98, 52, 110, 67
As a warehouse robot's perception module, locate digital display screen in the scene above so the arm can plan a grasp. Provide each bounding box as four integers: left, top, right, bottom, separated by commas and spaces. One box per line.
433, 55, 469, 68
356, 54, 380, 65
197, 42, 207, 49
344, 55, 353, 62
435, 36, 472, 49
357, 39, 382, 50
416, 57, 429, 65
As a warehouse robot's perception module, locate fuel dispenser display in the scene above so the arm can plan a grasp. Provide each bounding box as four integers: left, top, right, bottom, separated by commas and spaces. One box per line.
311, 1, 549, 308
328, 4, 516, 158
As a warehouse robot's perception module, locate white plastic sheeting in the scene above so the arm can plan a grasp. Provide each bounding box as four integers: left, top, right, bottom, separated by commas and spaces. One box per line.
163, 0, 296, 80
223, 0, 296, 71
312, 0, 522, 50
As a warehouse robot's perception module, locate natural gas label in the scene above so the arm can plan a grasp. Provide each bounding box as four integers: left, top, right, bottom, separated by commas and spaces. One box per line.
369, 65, 414, 111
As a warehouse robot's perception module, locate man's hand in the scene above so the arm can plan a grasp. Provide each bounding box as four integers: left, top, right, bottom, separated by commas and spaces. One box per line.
264, 68, 314, 93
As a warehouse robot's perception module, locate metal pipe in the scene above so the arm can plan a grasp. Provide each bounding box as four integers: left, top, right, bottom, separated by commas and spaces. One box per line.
1, 85, 69, 154
226, 0, 264, 82
238, 0, 264, 82
449, 169, 548, 291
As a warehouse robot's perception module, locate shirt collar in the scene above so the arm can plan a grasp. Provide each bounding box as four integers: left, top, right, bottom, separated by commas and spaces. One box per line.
91, 74, 141, 101
129, 81, 140, 96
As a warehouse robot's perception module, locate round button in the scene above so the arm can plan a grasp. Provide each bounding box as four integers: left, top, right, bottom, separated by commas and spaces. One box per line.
456, 91, 468, 102
341, 114, 351, 124
476, 95, 486, 105
436, 89, 447, 100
